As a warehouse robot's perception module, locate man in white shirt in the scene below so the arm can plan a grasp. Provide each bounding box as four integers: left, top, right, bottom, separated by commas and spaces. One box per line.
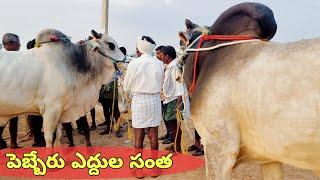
162, 46, 184, 152
123, 36, 164, 154
1, 33, 21, 149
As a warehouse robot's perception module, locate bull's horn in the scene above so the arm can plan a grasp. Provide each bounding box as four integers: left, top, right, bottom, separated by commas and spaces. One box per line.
91, 30, 102, 39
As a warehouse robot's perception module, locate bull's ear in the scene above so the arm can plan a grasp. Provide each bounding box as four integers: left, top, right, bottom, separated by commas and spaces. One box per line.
91, 30, 102, 39
179, 31, 190, 46
185, 19, 196, 30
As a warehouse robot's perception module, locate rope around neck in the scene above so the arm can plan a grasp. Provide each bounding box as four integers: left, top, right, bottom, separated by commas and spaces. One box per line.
177, 34, 260, 94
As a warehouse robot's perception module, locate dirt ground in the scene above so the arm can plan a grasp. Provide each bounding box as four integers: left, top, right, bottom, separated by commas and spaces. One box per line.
1, 104, 319, 180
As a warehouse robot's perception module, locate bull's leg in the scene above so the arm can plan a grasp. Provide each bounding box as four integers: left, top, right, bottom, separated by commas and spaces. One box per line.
90, 108, 96, 130
78, 116, 91, 147
260, 162, 283, 180
54, 123, 62, 147
9, 117, 20, 149
0, 117, 11, 149
42, 107, 61, 148
195, 117, 240, 180
62, 123, 74, 147
0, 126, 7, 149
33, 116, 45, 147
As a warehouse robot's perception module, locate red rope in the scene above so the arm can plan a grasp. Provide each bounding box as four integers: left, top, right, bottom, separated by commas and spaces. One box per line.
188, 35, 257, 94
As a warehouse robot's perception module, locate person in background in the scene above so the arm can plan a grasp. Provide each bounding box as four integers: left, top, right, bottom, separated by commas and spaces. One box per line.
98, 44, 124, 136
98, 46, 123, 136
97, 45, 123, 134
99, 72, 121, 135
26, 39, 46, 147
188, 130, 204, 156
155, 46, 172, 142
124, 36, 164, 149
2, 33, 21, 149
124, 36, 164, 178
2, 33, 20, 51
156, 45, 165, 61
161, 46, 184, 152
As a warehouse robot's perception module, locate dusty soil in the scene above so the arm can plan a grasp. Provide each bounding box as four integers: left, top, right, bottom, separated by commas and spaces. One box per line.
1, 104, 319, 180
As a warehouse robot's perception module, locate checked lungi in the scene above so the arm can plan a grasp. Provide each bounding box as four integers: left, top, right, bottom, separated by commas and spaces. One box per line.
131, 93, 162, 128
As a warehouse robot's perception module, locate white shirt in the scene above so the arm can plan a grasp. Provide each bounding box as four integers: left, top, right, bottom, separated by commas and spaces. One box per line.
163, 59, 184, 104
124, 54, 164, 94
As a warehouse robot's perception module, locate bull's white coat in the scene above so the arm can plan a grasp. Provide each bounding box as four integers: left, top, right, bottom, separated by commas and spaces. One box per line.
184, 38, 320, 179
0, 33, 124, 147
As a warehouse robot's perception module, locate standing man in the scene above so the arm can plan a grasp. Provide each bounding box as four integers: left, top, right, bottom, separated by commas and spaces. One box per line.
2, 33, 21, 149
26, 39, 46, 147
98, 74, 121, 135
162, 46, 184, 152
124, 36, 164, 153
156, 46, 172, 142
155, 45, 165, 61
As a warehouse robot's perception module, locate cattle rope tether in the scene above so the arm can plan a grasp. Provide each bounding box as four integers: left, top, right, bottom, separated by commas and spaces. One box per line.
172, 34, 260, 148
177, 34, 261, 94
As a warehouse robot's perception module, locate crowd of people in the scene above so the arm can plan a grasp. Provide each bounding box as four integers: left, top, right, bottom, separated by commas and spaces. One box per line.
0, 32, 204, 160
123, 36, 204, 156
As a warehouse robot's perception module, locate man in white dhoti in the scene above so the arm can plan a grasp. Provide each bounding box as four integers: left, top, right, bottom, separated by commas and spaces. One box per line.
123, 36, 164, 153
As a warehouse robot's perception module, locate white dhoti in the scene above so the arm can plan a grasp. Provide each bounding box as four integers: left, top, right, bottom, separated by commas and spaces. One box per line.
131, 93, 162, 128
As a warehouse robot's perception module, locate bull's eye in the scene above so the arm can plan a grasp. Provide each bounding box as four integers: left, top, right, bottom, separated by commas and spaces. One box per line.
107, 42, 115, 50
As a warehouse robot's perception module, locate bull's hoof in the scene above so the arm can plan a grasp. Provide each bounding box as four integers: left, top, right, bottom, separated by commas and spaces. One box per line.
68, 143, 75, 147
89, 126, 96, 131
10, 145, 22, 149
99, 128, 110, 135
116, 130, 124, 138
78, 130, 84, 135
32, 142, 46, 147
0, 140, 8, 150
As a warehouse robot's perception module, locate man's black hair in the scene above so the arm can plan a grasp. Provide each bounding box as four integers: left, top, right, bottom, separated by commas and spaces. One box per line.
163, 46, 176, 59
156, 45, 165, 52
27, 39, 36, 49
141, 35, 156, 45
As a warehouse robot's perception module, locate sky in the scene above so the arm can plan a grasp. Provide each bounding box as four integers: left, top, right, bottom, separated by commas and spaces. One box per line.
1, 0, 320, 54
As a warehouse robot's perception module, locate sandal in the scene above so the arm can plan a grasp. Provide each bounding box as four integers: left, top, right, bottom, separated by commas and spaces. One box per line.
0, 140, 7, 150
164, 144, 174, 151
188, 144, 198, 152
192, 148, 204, 156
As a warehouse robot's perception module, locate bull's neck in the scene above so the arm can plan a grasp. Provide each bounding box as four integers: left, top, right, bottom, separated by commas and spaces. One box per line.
184, 40, 230, 96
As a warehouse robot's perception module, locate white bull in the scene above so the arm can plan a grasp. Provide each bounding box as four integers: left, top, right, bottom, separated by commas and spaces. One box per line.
178, 2, 320, 180
0, 29, 125, 148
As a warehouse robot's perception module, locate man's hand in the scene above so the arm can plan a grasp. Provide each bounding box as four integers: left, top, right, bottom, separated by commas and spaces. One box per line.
160, 91, 166, 101
176, 96, 183, 111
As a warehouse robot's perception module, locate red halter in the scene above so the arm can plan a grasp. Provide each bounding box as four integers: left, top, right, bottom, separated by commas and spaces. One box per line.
188, 35, 257, 94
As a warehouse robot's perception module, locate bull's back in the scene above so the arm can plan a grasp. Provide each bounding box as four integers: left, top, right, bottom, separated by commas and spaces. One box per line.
233, 39, 320, 169
0, 51, 45, 115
